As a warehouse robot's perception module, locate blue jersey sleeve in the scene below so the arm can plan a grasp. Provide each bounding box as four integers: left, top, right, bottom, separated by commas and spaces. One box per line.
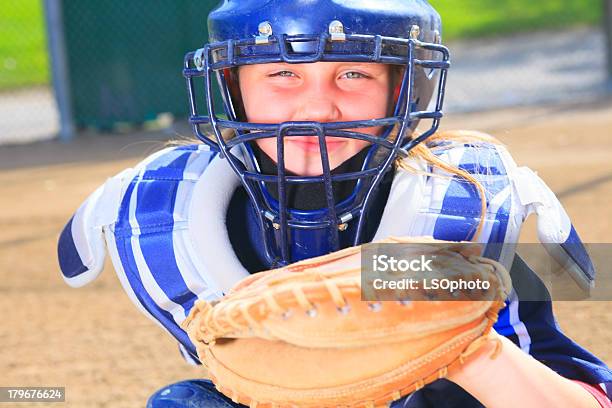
495, 255, 611, 394
394, 255, 611, 408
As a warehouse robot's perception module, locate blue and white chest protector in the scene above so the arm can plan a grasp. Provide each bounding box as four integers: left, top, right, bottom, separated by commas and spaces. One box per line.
57, 142, 611, 397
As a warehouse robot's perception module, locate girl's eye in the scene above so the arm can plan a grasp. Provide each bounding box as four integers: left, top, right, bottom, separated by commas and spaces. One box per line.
342, 71, 368, 79
270, 71, 296, 77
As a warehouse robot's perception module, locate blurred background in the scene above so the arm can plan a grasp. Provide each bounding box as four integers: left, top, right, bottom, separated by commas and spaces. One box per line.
1, 1, 611, 406
0, 0, 611, 144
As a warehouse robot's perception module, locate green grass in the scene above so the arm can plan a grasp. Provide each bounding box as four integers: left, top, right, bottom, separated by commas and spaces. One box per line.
431, 0, 602, 40
0, 0, 49, 90
0, 1, 604, 89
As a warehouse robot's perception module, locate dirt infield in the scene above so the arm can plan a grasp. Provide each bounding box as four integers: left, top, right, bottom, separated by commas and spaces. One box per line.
1, 100, 611, 407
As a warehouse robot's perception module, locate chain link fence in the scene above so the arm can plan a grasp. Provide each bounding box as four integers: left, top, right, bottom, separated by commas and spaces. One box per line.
445, 27, 609, 113
1, 0, 217, 145
0, 1, 611, 145
0, 1, 58, 144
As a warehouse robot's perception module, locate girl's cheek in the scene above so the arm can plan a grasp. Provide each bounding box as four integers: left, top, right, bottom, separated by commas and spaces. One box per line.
342, 104, 388, 124
247, 88, 297, 122
339, 89, 390, 120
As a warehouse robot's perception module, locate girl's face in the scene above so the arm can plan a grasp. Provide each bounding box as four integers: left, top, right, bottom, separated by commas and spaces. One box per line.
238, 62, 397, 176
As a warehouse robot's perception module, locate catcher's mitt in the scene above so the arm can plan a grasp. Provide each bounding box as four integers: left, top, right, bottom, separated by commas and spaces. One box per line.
183, 237, 512, 408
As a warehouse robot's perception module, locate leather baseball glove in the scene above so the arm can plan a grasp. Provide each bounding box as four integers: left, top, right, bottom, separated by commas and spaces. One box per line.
182, 237, 512, 408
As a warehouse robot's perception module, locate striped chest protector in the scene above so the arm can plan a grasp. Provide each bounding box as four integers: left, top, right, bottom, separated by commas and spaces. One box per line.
57, 142, 594, 360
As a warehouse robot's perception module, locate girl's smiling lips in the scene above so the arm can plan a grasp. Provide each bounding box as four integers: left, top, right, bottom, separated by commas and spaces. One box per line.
286, 136, 347, 153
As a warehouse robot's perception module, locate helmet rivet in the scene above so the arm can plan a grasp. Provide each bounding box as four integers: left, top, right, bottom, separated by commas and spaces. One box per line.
256, 21, 273, 45
259, 21, 273, 36
329, 20, 346, 42
410, 25, 421, 40
433, 29, 441, 44
193, 48, 205, 71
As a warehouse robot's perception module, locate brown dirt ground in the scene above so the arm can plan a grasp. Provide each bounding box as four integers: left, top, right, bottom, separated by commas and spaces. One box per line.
1, 100, 611, 407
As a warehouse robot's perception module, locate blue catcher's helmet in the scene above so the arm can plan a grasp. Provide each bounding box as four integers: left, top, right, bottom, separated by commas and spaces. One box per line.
184, 0, 450, 267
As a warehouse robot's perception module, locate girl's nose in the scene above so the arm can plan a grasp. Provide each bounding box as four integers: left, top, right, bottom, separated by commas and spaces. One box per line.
293, 80, 342, 123
294, 97, 342, 123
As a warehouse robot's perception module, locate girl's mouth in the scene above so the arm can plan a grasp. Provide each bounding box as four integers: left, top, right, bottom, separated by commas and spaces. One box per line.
286, 136, 346, 154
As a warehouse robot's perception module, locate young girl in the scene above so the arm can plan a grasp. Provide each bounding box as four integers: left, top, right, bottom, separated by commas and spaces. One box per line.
57, 0, 612, 406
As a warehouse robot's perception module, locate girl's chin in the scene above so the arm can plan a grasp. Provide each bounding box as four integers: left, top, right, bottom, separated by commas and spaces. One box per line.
255, 139, 368, 175
284, 166, 326, 177
283, 159, 346, 176
283, 156, 350, 176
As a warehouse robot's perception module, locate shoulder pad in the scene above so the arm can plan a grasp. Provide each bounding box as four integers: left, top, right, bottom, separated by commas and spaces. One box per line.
431, 136, 595, 290
58, 167, 139, 287
58, 144, 213, 287
511, 167, 595, 291
428, 136, 513, 177
387, 132, 595, 291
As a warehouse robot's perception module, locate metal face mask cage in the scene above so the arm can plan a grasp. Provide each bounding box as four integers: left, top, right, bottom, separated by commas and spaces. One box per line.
183, 24, 450, 267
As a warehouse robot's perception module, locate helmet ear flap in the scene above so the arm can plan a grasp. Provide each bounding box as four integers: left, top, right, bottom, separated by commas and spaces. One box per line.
393, 84, 401, 104
391, 65, 405, 106
223, 68, 234, 88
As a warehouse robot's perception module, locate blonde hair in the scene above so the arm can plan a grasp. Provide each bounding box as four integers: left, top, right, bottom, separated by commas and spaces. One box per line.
396, 129, 502, 241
